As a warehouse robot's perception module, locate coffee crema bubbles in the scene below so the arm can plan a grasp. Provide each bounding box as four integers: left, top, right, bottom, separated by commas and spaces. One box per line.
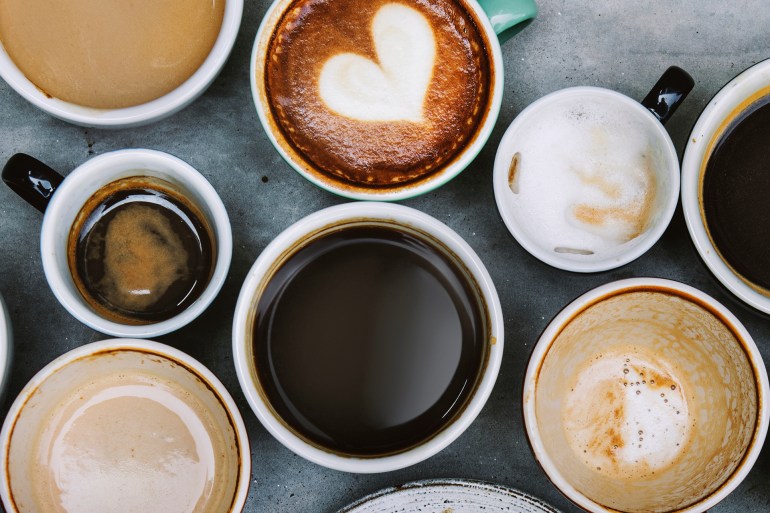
0, 0, 224, 108
264, 0, 493, 189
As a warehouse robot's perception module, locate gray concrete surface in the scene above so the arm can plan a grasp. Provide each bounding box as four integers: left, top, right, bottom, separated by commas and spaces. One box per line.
1, 1, 770, 511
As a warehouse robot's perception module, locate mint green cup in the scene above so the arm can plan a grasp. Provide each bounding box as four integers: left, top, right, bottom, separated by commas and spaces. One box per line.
251, 0, 537, 201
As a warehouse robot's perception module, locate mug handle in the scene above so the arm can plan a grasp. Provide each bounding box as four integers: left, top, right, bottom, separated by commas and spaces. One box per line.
641, 66, 694, 125
2, 153, 65, 213
477, 0, 537, 44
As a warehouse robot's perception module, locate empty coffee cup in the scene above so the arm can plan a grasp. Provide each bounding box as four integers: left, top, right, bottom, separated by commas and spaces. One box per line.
233, 202, 503, 472
1, 149, 232, 338
523, 278, 769, 513
494, 67, 693, 272
0, 339, 251, 513
0, 0, 243, 127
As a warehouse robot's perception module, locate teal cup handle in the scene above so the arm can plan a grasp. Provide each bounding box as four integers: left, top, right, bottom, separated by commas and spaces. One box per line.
478, 0, 537, 44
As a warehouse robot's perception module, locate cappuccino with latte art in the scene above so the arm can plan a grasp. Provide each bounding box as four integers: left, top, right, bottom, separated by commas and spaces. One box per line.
260, 0, 494, 191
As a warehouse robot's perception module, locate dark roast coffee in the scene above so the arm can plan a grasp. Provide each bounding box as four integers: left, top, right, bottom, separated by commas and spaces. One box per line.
252, 225, 487, 456
68, 177, 215, 324
702, 95, 770, 292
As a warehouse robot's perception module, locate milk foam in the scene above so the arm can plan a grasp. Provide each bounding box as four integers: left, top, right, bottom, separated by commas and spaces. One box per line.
504, 95, 660, 255
318, 4, 436, 122
33, 376, 219, 513
563, 350, 691, 480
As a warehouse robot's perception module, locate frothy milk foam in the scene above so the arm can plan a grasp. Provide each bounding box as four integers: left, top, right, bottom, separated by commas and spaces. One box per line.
319, 4, 436, 122
563, 349, 691, 480
504, 93, 661, 256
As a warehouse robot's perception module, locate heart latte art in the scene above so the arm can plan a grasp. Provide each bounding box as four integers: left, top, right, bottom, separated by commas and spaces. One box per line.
318, 5, 436, 122
264, 0, 493, 188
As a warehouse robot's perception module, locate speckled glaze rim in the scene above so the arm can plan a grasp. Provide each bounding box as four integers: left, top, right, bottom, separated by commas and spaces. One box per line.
337, 479, 561, 512
522, 278, 770, 513
233, 202, 504, 473
0, 339, 251, 513
0, 0, 243, 128
681, 57, 770, 314
492, 87, 680, 273
249, 0, 504, 201
40, 149, 233, 338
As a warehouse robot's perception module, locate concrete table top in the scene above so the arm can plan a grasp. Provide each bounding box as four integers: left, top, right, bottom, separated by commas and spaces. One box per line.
1, 1, 769, 511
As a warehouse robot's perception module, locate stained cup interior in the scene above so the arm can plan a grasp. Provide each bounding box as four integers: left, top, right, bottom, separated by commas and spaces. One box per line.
531, 288, 760, 512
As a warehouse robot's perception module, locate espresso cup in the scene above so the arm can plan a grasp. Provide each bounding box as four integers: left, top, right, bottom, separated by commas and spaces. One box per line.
233, 202, 503, 472
523, 278, 769, 513
251, 0, 536, 200
0, 339, 251, 513
494, 67, 693, 272
1, 149, 232, 338
0, 0, 242, 128
682, 57, 770, 314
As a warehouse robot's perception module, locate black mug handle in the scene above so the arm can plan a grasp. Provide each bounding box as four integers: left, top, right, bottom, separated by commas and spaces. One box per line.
2, 154, 65, 213
641, 66, 694, 125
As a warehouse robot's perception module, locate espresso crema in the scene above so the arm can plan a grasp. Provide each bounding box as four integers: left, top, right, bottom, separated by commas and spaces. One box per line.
264, 0, 493, 188
0, 0, 225, 109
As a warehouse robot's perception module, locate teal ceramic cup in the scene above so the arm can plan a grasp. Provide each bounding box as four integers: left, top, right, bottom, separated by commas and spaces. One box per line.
251, 0, 537, 201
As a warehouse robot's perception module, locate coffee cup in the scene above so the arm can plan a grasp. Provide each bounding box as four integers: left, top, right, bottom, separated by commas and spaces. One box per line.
251, 0, 537, 200
0, 338, 251, 513
523, 278, 769, 513
0, 0, 242, 128
1, 149, 232, 338
233, 202, 503, 472
682, 57, 770, 314
494, 67, 693, 272
0, 293, 12, 400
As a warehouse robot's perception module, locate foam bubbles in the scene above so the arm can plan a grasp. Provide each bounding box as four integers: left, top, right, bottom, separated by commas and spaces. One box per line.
503, 94, 662, 256
318, 3, 436, 122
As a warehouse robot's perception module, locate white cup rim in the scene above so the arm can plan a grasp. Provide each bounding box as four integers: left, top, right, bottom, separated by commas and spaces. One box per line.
0, 294, 11, 399
249, 0, 504, 201
681, 58, 770, 314
232, 202, 504, 472
0, 338, 251, 513
0, 0, 243, 128
493, 86, 681, 273
40, 149, 232, 338
522, 277, 770, 513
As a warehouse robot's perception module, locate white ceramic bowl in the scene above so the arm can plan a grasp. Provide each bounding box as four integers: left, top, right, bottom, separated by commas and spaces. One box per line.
493, 87, 680, 272
682, 58, 770, 313
233, 202, 504, 472
0, 339, 251, 513
41, 149, 232, 338
0, 1, 243, 128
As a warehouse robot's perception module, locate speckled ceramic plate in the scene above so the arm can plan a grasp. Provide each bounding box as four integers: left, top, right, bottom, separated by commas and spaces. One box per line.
337, 479, 560, 513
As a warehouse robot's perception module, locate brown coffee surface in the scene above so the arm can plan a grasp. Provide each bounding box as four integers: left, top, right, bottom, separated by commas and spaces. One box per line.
264, 0, 492, 188
0, 0, 225, 109
253, 225, 487, 456
702, 96, 770, 293
68, 177, 215, 324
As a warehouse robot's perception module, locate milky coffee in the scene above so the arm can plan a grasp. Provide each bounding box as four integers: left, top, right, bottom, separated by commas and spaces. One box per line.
264, 0, 493, 189
0, 0, 224, 109
502, 92, 665, 257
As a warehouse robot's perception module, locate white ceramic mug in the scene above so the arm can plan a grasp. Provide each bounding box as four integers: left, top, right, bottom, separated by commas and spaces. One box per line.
0, 339, 251, 513
682, 57, 770, 314
1, 149, 232, 338
250, 0, 536, 201
0, 1, 243, 128
494, 68, 693, 272
523, 278, 769, 513
233, 202, 503, 472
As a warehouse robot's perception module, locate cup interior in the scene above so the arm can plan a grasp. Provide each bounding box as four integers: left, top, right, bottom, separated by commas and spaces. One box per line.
528, 284, 763, 512
41, 150, 232, 338
1, 341, 248, 513
494, 87, 679, 272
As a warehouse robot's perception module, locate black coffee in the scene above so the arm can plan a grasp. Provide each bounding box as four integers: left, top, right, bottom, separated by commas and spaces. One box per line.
68, 177, 215, 324
702, 95, 770, 291
253, 225, 487, 456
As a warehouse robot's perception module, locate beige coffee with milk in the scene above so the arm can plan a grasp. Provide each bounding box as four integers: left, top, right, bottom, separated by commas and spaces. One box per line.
0, 0, 225, 109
